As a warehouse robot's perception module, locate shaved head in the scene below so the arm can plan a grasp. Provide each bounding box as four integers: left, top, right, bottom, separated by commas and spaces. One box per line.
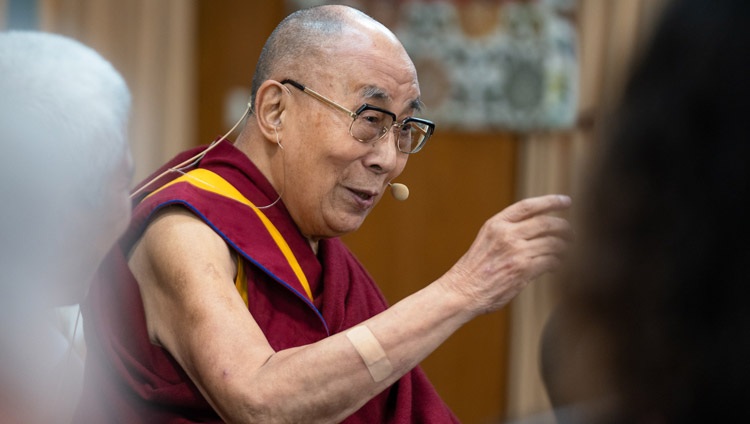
250, 5, 399, 110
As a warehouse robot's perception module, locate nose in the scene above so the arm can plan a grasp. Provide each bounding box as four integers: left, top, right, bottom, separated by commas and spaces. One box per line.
363, 128, 403, 175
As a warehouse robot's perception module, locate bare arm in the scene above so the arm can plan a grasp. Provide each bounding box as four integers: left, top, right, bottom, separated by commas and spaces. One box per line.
130, 195, 572, 423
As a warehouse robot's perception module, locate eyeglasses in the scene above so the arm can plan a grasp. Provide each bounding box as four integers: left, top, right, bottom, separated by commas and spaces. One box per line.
280, 79, 435, 154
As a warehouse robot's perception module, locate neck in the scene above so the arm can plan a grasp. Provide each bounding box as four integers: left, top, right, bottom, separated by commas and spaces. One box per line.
239, 126, 317, 253
235, 127, 284, 195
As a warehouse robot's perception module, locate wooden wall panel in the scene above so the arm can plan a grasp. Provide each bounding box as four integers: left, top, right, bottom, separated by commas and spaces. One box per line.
196, 1, 285, 147
196, 2, 518, 422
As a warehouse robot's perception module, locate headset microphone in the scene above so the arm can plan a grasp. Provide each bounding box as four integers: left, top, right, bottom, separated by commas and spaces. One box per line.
388, 182, 409, 201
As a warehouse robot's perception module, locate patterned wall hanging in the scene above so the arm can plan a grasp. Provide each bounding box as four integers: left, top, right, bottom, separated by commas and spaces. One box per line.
286, 0, 578, 132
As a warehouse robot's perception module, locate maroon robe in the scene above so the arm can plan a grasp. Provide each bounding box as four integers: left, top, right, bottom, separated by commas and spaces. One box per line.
75, 141, 460, 423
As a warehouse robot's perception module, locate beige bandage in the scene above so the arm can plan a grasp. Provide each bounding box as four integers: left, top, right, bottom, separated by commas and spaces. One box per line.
345, 326, 393, 383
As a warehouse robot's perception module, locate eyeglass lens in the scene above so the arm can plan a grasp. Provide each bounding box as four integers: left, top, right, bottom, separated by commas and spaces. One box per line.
351, 109, 430, 153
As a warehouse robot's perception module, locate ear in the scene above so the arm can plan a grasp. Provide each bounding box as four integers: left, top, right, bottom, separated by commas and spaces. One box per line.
254, 80, 289, 143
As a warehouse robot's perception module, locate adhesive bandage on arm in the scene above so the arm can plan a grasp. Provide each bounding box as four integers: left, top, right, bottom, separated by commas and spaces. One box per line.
345, 326, 393, 383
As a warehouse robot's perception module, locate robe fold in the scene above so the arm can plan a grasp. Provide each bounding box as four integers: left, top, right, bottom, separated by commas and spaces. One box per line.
75, 141, 459, 423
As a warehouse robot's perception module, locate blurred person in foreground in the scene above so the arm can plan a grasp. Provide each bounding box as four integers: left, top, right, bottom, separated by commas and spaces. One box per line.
542, 0, 750, 422
76, 5, 572, 423
0, 31, 133, 423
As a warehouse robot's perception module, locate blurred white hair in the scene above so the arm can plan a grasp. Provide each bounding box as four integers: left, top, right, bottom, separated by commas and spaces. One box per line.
0, 31, 131, 203
0, 31, 132, 294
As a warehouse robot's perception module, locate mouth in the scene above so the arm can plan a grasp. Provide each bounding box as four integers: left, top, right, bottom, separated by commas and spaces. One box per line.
346, 187, 378, 209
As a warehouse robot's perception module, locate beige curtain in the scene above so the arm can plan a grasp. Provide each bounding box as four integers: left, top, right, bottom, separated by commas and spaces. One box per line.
505, 0, 670, 420
39, 0, 197, 181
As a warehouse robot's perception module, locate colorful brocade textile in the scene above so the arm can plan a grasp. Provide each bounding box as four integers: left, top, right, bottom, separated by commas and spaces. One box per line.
74, 141, 459, 423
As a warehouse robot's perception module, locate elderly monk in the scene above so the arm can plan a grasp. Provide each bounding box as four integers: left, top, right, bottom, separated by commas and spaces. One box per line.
76, 5, 572, 423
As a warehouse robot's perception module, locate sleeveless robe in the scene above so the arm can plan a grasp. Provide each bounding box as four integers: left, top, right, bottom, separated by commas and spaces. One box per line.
75, 141, 459, 423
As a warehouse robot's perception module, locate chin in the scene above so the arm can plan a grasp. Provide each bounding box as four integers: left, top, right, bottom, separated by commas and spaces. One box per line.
320, 220, 365, 239
336, 212, 371, 235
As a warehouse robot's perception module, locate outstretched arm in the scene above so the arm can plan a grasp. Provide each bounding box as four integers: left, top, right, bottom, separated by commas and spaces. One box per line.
130, 195, 571, 423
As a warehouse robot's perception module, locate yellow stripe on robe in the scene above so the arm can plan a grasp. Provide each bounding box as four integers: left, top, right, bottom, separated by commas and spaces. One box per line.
146, 168, 313, 303
234, 255, 248, 307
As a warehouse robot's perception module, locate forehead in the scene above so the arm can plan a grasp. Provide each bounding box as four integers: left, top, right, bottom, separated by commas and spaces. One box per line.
314, 26, 421, 111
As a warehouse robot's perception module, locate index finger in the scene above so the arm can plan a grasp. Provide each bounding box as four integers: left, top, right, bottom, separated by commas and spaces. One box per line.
501, 195, 572, 223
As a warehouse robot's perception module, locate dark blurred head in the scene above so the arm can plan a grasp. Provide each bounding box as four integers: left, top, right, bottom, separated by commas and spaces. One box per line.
555, 0, 750, 422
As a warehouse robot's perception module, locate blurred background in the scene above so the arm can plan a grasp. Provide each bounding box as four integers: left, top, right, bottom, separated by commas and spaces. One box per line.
0, 0, 668, 422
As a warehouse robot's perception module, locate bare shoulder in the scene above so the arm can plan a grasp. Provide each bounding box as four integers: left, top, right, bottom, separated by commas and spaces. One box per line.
128, 206, 238, 345
130, 206, 236, 283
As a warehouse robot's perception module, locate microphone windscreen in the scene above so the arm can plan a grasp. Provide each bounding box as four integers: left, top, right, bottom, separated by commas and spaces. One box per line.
389, 183, 409, 201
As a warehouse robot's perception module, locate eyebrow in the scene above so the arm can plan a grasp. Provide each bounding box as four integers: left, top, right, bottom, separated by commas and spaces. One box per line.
360, 85, 424, 113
